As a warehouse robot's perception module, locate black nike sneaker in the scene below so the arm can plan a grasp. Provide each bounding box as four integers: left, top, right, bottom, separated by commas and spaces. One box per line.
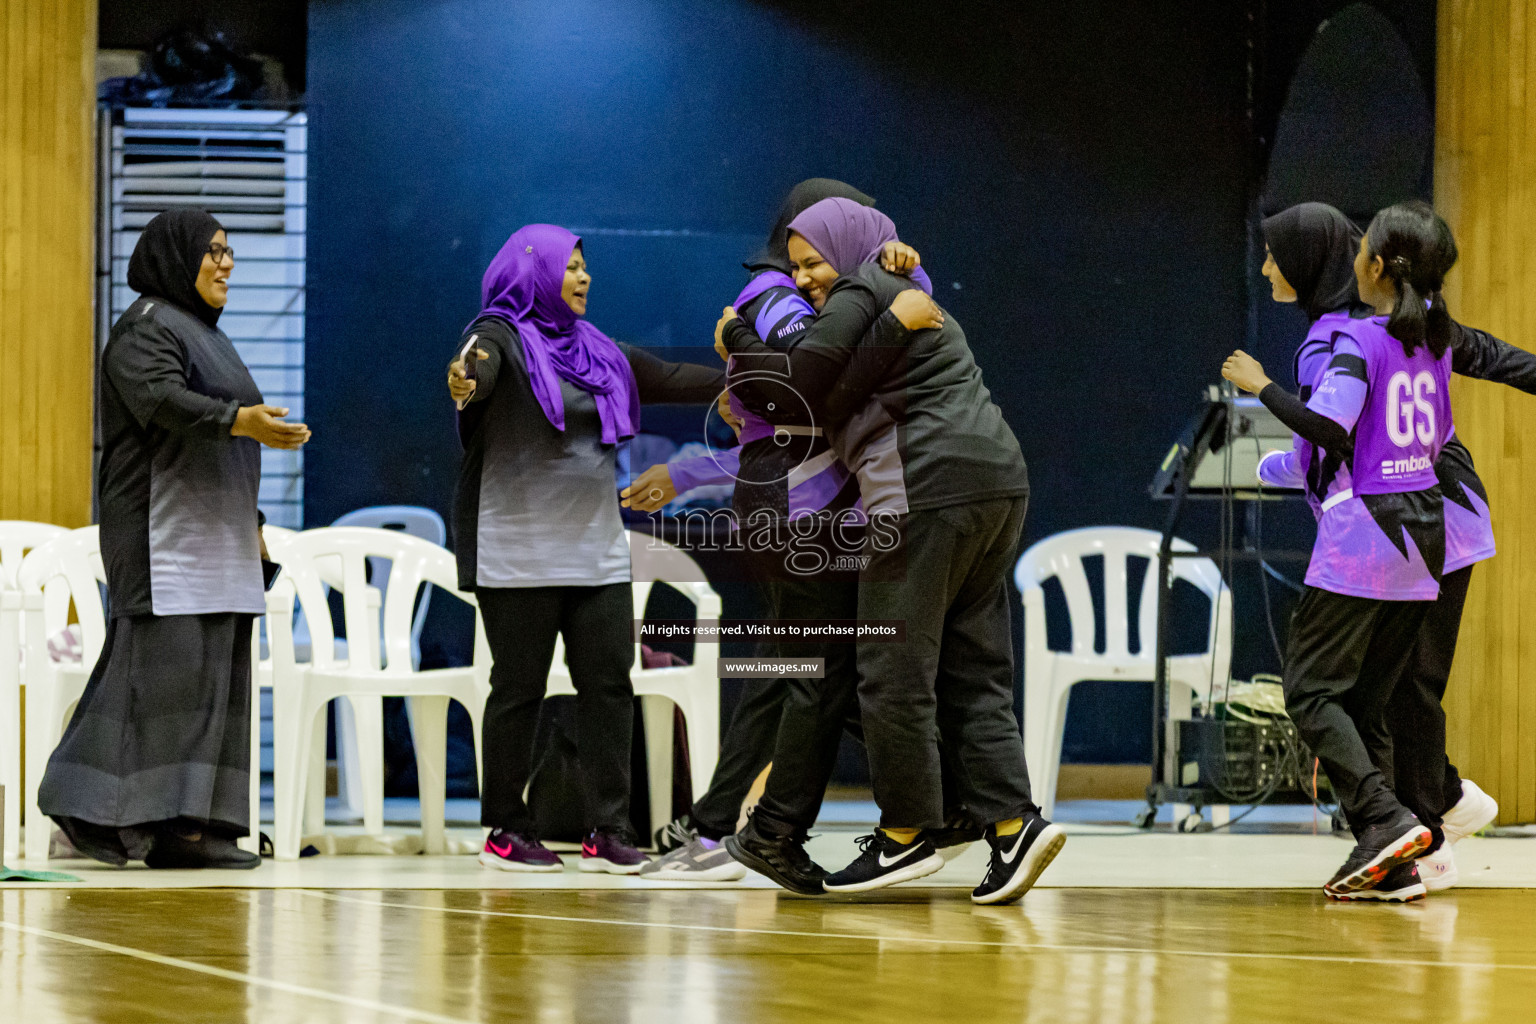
926, 814, 986, 863
822, 832, 945, 894
1323, 812, 1431, 898
723, 816, 829, 896
971, 816, 1067, 906
1328, 861, 1427, 903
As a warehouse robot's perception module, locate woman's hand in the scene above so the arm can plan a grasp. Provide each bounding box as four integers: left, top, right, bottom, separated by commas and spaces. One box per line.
890, 289, 945, 331
448, 348, 487, 403
718, 390, 744, 439
1221, 350, 1272, 395
620, 464, 679, 512
713, 306, 737, 361
881, 241, 921, 276
232, 405, 310, 450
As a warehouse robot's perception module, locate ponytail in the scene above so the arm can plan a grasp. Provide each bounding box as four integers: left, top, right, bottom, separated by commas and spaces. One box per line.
1365, 200, 1458, 360
1424, 290, 1453, 360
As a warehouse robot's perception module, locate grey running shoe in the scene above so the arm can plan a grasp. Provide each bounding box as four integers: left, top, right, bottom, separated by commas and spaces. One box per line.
654, 815, 698, 854
639, 836, 748, 882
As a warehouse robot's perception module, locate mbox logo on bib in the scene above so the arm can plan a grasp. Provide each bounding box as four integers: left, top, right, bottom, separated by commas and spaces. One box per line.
1381, 455, 1432, 476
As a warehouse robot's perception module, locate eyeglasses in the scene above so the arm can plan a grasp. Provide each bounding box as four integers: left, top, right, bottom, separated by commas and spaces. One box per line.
208, 243, 235, 266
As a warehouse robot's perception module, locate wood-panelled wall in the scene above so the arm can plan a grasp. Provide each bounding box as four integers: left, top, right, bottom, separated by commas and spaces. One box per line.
0, 0, 97, 527
1437, 0, 1536, 825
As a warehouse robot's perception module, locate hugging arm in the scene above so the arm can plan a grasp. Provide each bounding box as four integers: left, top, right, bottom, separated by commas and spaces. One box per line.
723, 281, 887, 424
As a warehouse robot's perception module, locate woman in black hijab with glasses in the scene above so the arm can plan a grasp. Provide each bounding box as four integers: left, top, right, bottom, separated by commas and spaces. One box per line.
38, 208, 310, 869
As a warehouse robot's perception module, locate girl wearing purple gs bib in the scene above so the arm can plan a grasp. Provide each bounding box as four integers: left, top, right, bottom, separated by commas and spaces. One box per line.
1256, 203, 1532, 896
1223, 200, 1457, 900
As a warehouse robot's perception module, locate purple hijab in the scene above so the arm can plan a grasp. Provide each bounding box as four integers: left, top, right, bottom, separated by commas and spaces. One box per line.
478, 224, 639, 444
786, 197, 933, 294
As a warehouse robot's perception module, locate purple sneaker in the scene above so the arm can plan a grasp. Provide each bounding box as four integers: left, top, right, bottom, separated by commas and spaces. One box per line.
479, 829, 563, 873
579, 829, 650, 875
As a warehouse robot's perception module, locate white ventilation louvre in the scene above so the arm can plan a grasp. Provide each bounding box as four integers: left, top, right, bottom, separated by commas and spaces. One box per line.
100, 107, 307, 529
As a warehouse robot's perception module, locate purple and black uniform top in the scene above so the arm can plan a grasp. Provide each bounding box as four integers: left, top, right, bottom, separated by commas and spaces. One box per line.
1258, 314, 1452, 600
669, 263, 934, 522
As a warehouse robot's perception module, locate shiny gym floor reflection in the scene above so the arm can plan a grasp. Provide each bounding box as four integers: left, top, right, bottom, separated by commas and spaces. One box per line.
3, 887, 1533, 1023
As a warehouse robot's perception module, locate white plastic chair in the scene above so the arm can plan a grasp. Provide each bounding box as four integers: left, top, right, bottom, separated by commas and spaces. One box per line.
1016, 526, 1232, 822
0, 588, 23, 863
14, 527, 109, 861
320, 507, 445, 826
546, 532, 722, 843
265, 526, 489, 860
1, 521, 70, 862
0, 521, 69, 589
258, 523, 391, 838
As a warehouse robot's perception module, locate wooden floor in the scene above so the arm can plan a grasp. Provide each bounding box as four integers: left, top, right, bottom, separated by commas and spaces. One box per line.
3, 886, 1535, 1023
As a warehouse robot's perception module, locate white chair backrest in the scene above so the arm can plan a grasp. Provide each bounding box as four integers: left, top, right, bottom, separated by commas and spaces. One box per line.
0, 521, 69, 589
15, 526, 108, 665
629, 530, 720, 613
626, 532, 722, 666
274, 526, 475, 674
1014, 526, 1226, 660
330, 506, 446, 646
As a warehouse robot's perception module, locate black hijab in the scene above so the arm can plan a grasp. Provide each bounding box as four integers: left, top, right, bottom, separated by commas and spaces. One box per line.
127, 208, 225, 327
1260, 202, 1363, 322
746, 177, 876, 274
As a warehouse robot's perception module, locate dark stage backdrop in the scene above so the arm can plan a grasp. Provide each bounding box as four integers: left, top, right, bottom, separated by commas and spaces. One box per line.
303, 0, 1419, 766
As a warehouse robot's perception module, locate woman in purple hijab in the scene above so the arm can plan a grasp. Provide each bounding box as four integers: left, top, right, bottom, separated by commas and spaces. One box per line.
446, 224, 722, 873
719, 196, 1067, 905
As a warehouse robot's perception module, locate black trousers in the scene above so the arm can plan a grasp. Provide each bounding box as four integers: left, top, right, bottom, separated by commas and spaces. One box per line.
689, 674, 783, 838
856, 498, 1037, 829
477, 584, 635, 835
1386, 564, 1471, 850
748, 572, 861, 838
1283, 586, 1428, 832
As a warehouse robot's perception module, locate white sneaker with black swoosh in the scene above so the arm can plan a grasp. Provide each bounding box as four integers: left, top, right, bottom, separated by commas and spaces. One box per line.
822, 832, 946, 894
972, 815, 1067, 905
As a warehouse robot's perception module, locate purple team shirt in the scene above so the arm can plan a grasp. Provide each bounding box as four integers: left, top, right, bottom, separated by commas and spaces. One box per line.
665, 271, 861, 519
1259, 313, 1452, 600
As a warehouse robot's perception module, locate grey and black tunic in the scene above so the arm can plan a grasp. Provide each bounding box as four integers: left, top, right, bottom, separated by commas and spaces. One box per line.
39, 245, 265, 851
452, 316, 723, 590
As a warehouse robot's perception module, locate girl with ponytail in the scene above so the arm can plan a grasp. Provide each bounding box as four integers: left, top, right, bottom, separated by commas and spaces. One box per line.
1355, 199, 1459, 360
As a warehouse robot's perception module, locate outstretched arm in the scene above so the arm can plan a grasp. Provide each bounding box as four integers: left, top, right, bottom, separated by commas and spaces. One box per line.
1224, 344, 1364, 453
623, 344, 725, 404
1450, 320, 1536, 393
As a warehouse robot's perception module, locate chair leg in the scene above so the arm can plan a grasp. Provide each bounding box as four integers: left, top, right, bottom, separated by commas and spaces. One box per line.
23, 684, 62, 863
1025, 674, 1073, 822
680, 687, 720, 811
241, 680, 264, 855
304, 703, 329, 837
405, 695, 450, 855
640, 696, 675, 845
335, 695, 385, 835
2, 686, 20, 865
273, 694, 323, 862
